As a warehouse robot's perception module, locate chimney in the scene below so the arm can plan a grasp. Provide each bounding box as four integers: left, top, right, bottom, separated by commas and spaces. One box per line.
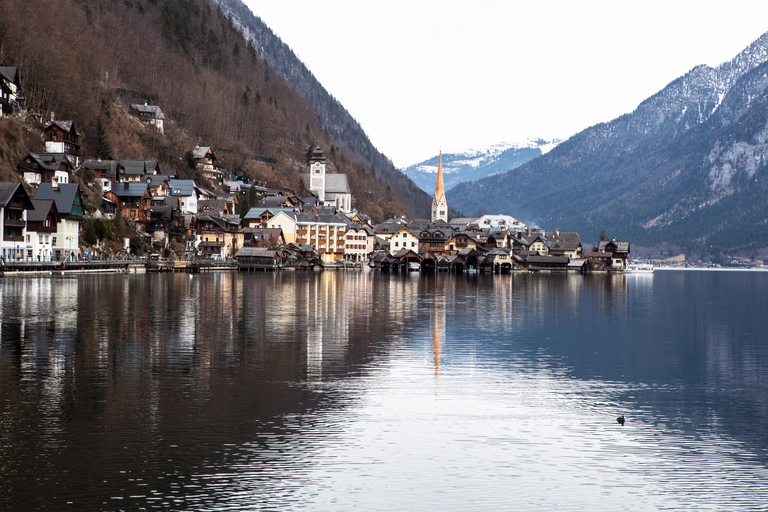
52, 177, 59, 190
527, 228, 531, 236
555, 228, 559, 237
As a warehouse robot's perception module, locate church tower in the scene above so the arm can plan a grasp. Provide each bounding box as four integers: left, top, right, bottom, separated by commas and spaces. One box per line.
309, 146, 326, 204
431, 151, 448, 223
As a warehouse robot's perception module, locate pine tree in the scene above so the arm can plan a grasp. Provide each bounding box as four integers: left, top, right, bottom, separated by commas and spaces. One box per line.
95, 118, 112, 160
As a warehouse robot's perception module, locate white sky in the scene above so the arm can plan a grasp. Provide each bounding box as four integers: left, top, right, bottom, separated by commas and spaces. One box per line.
243, 1, 768, 168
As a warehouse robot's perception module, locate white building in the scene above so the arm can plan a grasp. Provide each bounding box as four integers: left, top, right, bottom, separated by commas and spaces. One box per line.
305, 146, 352, 214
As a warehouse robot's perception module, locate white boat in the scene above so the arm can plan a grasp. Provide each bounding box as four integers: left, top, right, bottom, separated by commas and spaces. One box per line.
624, 263, 655, 274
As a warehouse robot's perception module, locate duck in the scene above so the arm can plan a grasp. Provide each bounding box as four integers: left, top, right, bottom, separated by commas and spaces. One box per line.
617, 415, 625, 426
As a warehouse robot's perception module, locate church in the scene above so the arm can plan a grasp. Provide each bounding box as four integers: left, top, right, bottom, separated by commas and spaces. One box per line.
305, 146, 352, 214
431, 150, 448, 223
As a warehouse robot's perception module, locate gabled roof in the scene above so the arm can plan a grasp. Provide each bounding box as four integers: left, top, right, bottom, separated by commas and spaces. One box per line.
168, 179, 196, 197
191, 146, 212, 159
130, 104, 166, 119
43, 120, 75, 133
373, 218, 407, 234
117, 159, 149, 176
0, 182, 33, 209
110, 181, 148, 197
32, 183, 80, 215
84, 159, 122, 175
236, 247, 276, 258
198, 199, 227, 214
325, 174, 350, 194
243, 207, 295, 219
27, 199, 59, 223
20, 152, 72, 172
0, 67, 20, 86
598, 240, 630, 253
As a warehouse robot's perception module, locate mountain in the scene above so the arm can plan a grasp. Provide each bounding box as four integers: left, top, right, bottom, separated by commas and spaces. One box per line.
448, 32, 768, 260
211, 0, 431, 218
401, 139, 561, 194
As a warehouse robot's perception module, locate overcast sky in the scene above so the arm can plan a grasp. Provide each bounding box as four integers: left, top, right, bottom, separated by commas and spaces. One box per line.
243, 1, 768, 168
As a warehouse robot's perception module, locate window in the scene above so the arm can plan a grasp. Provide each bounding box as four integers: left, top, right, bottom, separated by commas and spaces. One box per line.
52, 236, 57, 244
395, 242, 399, 247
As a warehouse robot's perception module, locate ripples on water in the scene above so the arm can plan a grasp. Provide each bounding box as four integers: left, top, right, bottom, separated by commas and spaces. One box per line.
1, 271, 767, 511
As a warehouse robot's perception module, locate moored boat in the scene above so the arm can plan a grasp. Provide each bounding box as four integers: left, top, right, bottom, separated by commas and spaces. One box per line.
624, 263, 655, 274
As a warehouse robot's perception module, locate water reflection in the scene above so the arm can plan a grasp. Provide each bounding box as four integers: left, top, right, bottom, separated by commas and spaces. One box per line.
1, 271, 767, 511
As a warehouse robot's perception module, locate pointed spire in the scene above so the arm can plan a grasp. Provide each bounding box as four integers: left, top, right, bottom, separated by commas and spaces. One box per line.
434, 150, 445, 201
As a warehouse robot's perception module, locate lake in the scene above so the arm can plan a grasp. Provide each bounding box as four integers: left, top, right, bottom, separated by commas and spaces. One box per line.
1, 269, 767, 511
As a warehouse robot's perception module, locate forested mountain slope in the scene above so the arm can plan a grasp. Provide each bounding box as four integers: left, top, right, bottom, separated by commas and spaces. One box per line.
0, 0, 414, 222
212, 0, 431, 218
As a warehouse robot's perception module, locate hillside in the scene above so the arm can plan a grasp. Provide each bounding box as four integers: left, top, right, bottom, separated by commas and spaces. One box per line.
210, 0, 432, 218
402, 139, 561, 194
449, 32, 768, 260
0, 0, 414, 222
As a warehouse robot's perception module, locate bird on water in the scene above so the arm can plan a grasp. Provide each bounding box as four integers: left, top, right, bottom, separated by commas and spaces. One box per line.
617, 415, 625, 426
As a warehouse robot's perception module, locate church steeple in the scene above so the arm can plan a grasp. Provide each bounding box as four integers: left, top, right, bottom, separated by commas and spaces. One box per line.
431, 150, 448, 223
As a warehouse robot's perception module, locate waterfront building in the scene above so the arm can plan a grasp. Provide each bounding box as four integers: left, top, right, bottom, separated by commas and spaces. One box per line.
31, 180, 83, 259
344, 223, 374, 262
0, 182, 33, 261
26, 199, 60, 261
267, 211, 347, 263
389, 225, 420, 255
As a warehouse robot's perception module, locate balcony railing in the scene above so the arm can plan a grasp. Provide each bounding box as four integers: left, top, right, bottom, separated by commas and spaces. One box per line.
3, 218, 25, 228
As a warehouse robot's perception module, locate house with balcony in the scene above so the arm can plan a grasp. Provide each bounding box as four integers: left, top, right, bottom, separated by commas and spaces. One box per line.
130, 103, 166, 133
26, 199, 61, 261
104, 182, 151, 224
0, 66, 22, 117
191, 146, 219, 182
17, 152, 73, 186
344, 223, 374, 262
168, 179, 199, 214
43, 118, 82, 167
268, 211, 347, 263
0, 182, 33, 261
194, 213, 242, 259
31, 181, 83, 260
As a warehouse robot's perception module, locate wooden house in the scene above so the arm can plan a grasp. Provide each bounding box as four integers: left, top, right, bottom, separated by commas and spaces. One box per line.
0, 66, 22, 117
43, 118, 82, 165
17, 152, 73, 186
130, 103, 165, 133
30, 181, 83, 259
26, 199, 61, 261
105, 182, 152, 223
0, 182, 33, 261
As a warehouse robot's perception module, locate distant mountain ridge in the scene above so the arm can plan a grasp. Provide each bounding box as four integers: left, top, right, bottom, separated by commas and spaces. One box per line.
212, 0, 431, 217
448, 32, 768, 259
401, 139, 562, 194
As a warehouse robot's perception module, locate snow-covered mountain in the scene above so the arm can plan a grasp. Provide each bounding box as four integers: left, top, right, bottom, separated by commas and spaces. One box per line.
448, 31, 768, 258
401, 139, 562, 194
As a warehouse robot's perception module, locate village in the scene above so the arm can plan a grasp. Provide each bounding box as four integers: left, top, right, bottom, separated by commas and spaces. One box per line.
1, 66, 630, 274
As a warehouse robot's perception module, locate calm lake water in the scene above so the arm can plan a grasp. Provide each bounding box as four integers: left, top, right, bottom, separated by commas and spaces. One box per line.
1, 269, 767, 511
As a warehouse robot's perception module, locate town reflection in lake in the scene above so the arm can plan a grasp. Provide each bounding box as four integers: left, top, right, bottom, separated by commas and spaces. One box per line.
1, 270, 767, 511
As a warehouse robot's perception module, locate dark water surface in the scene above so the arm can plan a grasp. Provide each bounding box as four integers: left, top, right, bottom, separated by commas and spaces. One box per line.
1, 270, 767, 511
